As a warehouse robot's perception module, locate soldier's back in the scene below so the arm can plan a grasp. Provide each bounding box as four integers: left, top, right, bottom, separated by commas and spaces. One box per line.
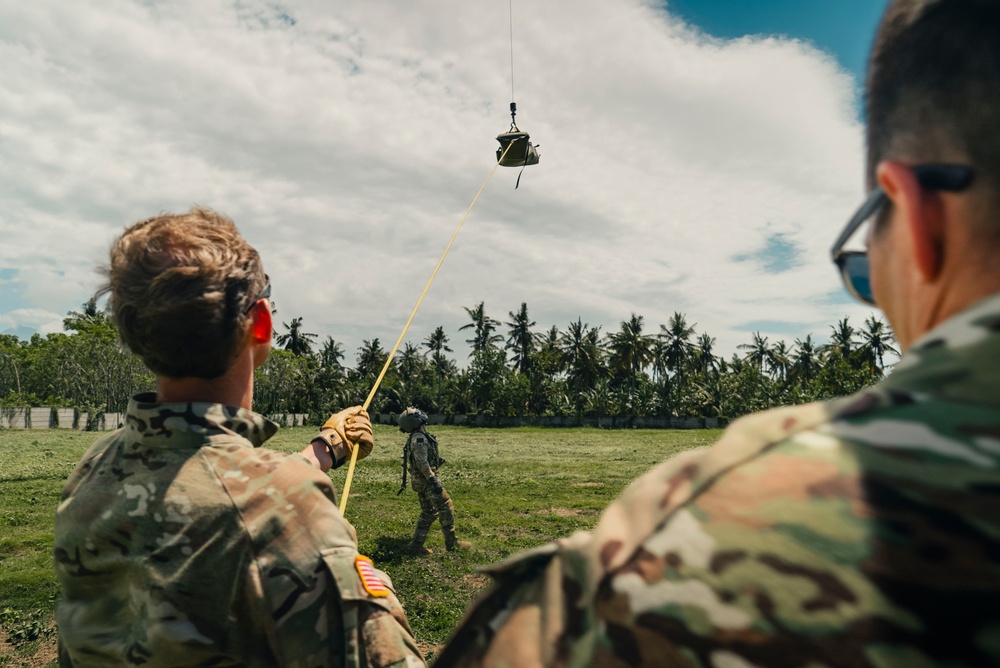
55, 399, 418, 667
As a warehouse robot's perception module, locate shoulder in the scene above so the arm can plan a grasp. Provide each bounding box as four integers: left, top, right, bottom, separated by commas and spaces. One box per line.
439, 401, 844, 661
60, 430, 124, 501
205, 443, 357, 548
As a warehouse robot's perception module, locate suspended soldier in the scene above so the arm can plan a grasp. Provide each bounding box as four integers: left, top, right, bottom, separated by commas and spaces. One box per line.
398, 407, 471, 555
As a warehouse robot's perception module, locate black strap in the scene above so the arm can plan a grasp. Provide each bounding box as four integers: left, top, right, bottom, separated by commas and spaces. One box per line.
397, 441, 409, 494
515, 136, 531, 189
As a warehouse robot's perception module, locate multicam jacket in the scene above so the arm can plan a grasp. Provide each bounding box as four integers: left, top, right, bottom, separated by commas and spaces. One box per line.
437, 293, 1000, 668
406, 431, 442, 484
54, 394, 424, 668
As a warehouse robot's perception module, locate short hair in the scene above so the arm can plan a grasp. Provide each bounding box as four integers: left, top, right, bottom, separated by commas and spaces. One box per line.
101, 207, 267, 379
866, 0, 1000, 194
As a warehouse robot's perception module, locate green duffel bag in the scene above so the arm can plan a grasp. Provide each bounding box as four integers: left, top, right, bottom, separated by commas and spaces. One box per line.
496, 130, 540, 167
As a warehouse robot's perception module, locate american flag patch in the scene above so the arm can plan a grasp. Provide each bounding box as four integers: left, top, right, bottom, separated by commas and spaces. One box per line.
355, 555, 389, 597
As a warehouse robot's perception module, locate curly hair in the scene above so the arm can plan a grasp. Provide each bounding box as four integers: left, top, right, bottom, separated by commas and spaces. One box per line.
100, 207, 267, 379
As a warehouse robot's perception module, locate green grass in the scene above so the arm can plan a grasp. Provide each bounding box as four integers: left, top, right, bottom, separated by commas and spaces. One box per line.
0, 425, 720, 664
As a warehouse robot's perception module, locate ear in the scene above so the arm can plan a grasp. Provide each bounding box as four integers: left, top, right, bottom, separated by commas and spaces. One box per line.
876, 160, 947, 282
250, 300, 273, 344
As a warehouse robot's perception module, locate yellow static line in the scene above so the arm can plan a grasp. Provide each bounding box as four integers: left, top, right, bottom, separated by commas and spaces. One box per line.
338, 141, 519, 515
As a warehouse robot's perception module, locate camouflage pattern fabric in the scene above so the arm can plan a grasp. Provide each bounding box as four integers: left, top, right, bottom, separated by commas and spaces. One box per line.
407, 431, 457, 547
436, 293, 1000, 668
54, 393, 425, 668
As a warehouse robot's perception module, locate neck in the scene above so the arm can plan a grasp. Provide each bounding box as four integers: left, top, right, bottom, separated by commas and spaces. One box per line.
156, 351, 255, 410
906, 254, 1000, 351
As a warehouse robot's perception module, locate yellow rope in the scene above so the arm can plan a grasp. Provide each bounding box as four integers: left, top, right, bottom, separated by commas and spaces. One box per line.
338, 140, 518, 515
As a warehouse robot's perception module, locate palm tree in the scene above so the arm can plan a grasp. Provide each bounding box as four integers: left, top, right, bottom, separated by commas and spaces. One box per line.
790, 335, 819, 386
769, 340, 792, 381
356, 338, 390, 379
738, 332, 772, 372
562, 319, 605, 391
423, 326, 453, 378
823, 317, 857, 363
459, 302, 502, 355
505, 303, 536, 374
319, 337, 345, 371
397, 343, 426, 384
857, 315, 899, 377
651, 338, 669, 382
659, 312, 697, 378
64, 297, 110, 333
275, 317, 317, 356
607, 314, 654, 393
695, 333, 718, 376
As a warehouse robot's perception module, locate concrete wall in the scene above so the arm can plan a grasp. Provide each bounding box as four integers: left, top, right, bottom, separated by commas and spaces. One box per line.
0, 407, 119, 431
0, 408, 723, 431
373, 413, 728, 430
54, 408, 76, 429
0, 407, 29, 429
266, 413, 310, 427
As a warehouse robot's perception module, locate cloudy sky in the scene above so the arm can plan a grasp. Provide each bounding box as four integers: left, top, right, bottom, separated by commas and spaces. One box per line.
0, 0, 889, 364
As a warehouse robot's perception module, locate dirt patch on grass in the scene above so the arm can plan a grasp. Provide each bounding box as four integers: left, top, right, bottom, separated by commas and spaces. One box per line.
536, 507, 582, 517
0, 625, 57, 667
570, 482, 605, 488
461, 573, 490, 589
416, 641, 445, 663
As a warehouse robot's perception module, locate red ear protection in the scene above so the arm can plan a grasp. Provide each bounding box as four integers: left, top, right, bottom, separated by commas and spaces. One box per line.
252, 302, 272, 344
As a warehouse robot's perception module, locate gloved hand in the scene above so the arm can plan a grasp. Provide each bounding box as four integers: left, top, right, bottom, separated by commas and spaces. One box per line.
429, 477, 444, 495
322, 406, 374, 462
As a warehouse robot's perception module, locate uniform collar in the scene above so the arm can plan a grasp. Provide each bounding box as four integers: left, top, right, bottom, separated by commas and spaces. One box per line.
881, 291, 1000, 408
124, 393, 279, 448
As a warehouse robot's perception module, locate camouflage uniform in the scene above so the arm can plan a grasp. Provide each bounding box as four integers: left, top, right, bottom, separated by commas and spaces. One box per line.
437, 294, 1000, 668
54, 394, 425, 668
406, 430, 460, 551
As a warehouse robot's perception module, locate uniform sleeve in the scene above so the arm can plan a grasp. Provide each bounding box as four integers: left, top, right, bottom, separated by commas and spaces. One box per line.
436, 402, 872, 668
410, 434, 435, 479
214, 445, 426, 667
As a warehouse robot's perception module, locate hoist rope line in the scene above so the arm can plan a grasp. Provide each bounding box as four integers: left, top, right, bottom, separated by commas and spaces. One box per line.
509, 0, 515, 103
338, 139, 519, 515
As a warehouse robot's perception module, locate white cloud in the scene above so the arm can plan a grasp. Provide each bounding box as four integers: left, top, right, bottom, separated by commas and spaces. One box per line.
0, 0, 877, 364
0, 308, 65, 336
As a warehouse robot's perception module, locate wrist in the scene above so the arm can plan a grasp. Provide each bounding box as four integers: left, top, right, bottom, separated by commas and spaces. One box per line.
308, 436, 336, 471
318, 428, 350, 468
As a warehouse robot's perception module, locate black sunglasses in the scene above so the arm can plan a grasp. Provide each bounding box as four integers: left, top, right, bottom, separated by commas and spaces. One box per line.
831, 164, 974, 305
244, 275, 271, 314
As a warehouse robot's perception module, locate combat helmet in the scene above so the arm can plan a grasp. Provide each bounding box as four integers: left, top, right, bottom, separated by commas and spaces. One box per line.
398, 407, 428, 433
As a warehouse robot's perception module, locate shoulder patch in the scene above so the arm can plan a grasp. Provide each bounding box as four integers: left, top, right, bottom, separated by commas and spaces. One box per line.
355, 555, 390, 597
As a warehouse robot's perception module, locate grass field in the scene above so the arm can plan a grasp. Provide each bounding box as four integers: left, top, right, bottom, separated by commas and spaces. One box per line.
0, 424, 721, 665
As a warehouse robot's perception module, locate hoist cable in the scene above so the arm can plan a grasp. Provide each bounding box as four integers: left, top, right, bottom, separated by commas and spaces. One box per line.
338, 139, 520, 515
509, 0, 515, 103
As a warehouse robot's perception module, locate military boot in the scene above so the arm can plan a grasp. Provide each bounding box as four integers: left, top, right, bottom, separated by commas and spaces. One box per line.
443, 527, 471, 551
408, 538, 432, 556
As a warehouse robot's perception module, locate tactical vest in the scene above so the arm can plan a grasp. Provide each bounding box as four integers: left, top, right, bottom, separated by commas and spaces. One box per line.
399, 431, 445, 494
416, 432, 444, 469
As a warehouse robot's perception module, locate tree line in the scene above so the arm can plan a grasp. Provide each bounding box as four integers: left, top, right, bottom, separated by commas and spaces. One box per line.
0, 298, 898, 425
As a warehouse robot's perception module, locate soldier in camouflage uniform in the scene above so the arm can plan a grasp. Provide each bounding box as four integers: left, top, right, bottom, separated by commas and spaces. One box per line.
398, 407, 470, 555
436, 2, 1000, 666
54, 208, 425, 667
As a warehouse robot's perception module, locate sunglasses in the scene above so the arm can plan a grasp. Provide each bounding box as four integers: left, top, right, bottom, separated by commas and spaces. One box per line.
244, 275, 271, 314
831, 164, 974, 305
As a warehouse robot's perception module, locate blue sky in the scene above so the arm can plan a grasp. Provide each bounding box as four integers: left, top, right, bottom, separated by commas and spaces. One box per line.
666, 0, 888, 85
0, 0, 881, 358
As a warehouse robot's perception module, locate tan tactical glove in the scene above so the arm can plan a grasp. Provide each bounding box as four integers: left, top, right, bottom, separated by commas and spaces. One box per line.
320, 406, 374, 462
